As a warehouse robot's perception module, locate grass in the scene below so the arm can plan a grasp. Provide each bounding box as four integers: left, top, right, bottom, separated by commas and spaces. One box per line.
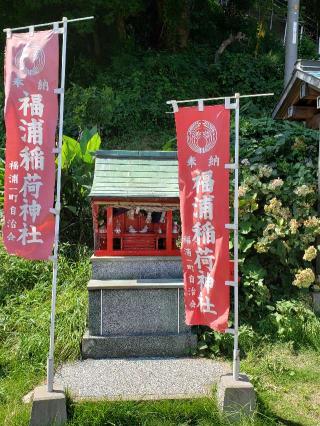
0, 243, 91, 425
243, 344, 320, 426
1, 242, 320, 425
66, 396, 266, 426
67, 397, 226, 426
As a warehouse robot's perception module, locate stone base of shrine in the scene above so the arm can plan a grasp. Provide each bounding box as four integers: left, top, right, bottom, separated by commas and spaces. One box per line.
82, 331, 197, 358
82, 278, 197, 358
91, 255, 182, 280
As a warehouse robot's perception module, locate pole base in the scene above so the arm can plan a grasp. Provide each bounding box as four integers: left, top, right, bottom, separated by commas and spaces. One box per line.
217, 373, 256, 421
30, 384, 67, 426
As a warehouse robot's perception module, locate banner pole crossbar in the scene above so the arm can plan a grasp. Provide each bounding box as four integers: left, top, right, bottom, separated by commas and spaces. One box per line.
3, 16, 94, 33
166, 93, 274, 111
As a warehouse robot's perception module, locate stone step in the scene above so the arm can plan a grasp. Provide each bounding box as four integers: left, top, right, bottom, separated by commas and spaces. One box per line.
82, 331, 197, 359
55, 358, 229, 400
91, 255, 182, 280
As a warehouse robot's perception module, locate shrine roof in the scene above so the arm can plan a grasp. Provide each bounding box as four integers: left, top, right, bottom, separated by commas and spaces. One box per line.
90, 150, 179, 199
272, 59, 320, 120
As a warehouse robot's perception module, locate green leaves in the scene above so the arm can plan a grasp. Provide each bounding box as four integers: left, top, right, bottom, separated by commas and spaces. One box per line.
59, 128, 102, 244
239, 236, 255, 253
240, 223, 252, 234
265, 300, 320, 350
61, 127, 101, 170
79, 127, 97, 156
83, 133, 102, 164
61, 136, 81, 170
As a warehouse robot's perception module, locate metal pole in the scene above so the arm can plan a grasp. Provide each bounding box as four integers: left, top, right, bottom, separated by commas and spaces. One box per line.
47, 17, 68, 393
284, 0, 300, 86
233, 93, 240, 380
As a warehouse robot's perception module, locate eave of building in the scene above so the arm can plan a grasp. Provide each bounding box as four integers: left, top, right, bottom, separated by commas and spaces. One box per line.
272, 60, 320, 120
93, 150, 178, 160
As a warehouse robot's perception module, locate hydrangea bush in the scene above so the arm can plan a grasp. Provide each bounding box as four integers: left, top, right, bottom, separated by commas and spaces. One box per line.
237, 117, 320, 321
197, 117, 320, 357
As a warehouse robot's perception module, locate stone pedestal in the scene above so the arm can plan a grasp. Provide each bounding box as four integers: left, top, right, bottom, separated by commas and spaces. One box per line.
29, 384, 67, 426
91, 255, 183, 280
82, 256, 197, 358
217, 374, 256, 421
312, 291, 320, 314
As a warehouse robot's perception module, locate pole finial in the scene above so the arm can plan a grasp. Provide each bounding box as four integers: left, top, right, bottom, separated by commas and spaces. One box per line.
169, 100, 179, 113
5, 28, 12, 39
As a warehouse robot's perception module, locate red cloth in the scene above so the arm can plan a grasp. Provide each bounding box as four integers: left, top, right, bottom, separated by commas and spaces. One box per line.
3, 30, 59, 259
175, 105, 230, 331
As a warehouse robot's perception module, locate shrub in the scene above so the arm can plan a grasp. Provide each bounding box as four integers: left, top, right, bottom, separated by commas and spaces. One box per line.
64, 84, 115, 138
195, 117, 320, 356
237, 117, 319, 307
260, 299, 320, 351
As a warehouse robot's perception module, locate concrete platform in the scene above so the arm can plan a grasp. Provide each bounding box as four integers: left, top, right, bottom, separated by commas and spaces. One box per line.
55, 357, 230, 400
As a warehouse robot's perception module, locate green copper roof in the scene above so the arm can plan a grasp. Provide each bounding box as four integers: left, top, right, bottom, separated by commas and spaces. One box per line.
90, 150, 179, 199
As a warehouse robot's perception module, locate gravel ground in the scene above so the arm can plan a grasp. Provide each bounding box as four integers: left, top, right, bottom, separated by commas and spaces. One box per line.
55, 357, 230, 400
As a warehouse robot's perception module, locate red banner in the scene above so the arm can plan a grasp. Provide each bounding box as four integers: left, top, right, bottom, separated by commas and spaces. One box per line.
175, 105, 230, 332
3, 30, 59, 259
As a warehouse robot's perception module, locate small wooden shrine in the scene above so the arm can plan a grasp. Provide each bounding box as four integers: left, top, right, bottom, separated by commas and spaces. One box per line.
273, 59, 320, 128
90, 150, 181, 256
